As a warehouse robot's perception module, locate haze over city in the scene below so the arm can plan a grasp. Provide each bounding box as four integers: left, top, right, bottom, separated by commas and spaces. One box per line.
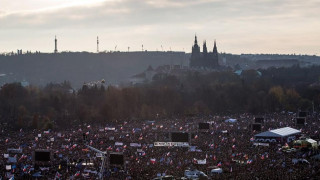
1, 0, 319, 54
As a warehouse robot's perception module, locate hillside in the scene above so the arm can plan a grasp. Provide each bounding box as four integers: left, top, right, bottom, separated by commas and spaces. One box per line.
0, 51, 187, 88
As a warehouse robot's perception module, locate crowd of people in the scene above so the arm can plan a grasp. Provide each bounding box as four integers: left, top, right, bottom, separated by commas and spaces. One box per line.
1, 112, 320, 179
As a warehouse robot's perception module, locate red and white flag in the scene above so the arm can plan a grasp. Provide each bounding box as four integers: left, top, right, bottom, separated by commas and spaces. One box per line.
150, 158, 156, 164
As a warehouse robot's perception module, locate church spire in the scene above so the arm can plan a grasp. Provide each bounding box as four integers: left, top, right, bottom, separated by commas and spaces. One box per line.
194, 34, 198, 45
213, 39, 218, 53
203, 40, 207, 54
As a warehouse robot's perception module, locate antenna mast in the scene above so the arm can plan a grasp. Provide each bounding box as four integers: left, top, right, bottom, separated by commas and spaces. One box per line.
54, 36, 58, 53
97, 36, 99, 53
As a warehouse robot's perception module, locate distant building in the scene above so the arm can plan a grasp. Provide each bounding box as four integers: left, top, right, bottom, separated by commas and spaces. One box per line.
17, 49, 22, 55
129, 64, 187, 85
255, 59, 299, 69
130, 65, 156, 85
21, 80, 30, 87
190, 35, 219, 69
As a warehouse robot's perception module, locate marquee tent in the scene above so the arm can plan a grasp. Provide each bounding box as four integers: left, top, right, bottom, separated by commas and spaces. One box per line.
254, 127, 301, 143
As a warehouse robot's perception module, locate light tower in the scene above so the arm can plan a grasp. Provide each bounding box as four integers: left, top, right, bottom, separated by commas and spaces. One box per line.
54, 36, 58, 53
97, 36, 99, 53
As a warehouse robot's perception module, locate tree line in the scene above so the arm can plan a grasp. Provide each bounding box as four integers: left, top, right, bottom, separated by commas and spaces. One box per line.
1, 65, 320, 130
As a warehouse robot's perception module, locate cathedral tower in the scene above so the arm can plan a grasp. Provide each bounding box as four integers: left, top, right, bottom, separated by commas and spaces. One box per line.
189, 36, 219, 69
211, 40, 219, 67
190, 35, 201, 67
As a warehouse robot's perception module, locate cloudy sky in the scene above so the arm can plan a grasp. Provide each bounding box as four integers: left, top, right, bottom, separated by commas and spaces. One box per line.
0, 0, 319, 54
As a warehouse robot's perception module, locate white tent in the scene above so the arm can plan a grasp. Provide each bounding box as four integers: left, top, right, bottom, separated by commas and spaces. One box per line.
225, 119, 237, 123
255, 127, 300, 137
211, 168, 223, 174
254, 127, 301, 143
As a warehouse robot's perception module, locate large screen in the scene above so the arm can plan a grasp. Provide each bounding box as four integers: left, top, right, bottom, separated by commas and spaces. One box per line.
34, 151, 50, 162
296, 118, 306, 125
171, 132, 189, 142
252, 124, 261, 131
298, 111, 307, 118
254, 117, 264, 124
198, 123, 210, 129
109, 153, 124, 165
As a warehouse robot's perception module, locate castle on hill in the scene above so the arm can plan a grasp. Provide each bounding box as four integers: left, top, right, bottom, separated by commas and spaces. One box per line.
190, 35, 219, 69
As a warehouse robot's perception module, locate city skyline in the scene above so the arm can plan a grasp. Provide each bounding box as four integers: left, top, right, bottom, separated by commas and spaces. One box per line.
0, 0, 320, 55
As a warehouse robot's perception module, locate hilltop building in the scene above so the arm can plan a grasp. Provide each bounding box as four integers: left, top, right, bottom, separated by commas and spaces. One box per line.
129, 64, 187, 85
190, 35, 219, 69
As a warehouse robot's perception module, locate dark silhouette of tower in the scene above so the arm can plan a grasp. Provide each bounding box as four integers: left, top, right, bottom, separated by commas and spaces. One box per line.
203, 41, 208, 55
213, 40, 218, 54
189, 36, 219, 69
190, 35, 201, 67
203, 41, 209, 67
211, 40, 219, 67
54, 36, 58, 53
97, 36, 99, 53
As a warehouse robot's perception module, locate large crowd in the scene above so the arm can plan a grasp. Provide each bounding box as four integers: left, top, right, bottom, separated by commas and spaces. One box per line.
1, 112, 320, 179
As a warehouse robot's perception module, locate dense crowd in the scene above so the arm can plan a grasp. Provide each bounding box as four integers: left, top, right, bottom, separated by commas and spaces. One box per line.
1, 112, 320, 179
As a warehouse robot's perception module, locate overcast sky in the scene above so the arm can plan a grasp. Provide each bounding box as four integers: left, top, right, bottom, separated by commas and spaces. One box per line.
0, 0, 319, 54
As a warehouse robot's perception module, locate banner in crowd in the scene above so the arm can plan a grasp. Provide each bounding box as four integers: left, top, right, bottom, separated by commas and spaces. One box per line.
7, 157, 17, 163
130, 143, 141, 147
96, 153, 103, 157
7, 148, 23, 154
197, 159, 207, 164
154, 142, 189, 147
84, 169, 98, 174
189, 146, 197, 152
115, 142, 123, 146
253, 142, 269, 146
157, 173, 166, 177
105, 127, 116, 131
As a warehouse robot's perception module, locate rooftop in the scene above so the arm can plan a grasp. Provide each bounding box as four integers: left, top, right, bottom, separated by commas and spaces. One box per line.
255, 127, 301, 137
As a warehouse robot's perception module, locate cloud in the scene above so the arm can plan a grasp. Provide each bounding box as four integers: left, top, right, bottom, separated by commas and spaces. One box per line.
0, 0, 319, 54
1, 0, 319, 29
144, 0, 221, 8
